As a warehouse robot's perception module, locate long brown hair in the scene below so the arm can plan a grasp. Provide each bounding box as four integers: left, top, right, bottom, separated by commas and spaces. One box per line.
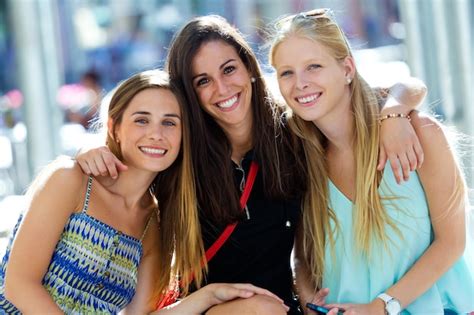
166, 15, 306, 225
106, 70, 205, 297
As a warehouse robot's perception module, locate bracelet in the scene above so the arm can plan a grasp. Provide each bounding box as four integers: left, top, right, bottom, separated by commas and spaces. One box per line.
378, 113, 411, 125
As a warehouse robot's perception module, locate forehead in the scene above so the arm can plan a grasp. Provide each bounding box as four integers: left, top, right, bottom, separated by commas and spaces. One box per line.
192, 40, 242, 72
125, 88, 180, 114
273, 35, 332, 65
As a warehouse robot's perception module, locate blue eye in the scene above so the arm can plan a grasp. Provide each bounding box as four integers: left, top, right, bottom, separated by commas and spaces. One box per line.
279, 70, 293, 78
308, 64, 321, 70
223, 65, 236, 74
162, 120, 177, 127
135, 118, 148, 125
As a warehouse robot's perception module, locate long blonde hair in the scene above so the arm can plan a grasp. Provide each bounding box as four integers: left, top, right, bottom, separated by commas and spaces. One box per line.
269, 9, 401, 289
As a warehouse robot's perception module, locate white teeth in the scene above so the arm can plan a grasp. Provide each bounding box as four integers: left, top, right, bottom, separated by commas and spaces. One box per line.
297, 94, 319, 104
141, 147, 165, 154
216, 95, 238, 108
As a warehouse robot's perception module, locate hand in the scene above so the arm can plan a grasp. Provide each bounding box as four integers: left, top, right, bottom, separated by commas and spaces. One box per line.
205, 283, 286, 307
326, 299, 385, 315
377, 114, 423, 184
75, 145, 127, 179
305, 288, 332, 315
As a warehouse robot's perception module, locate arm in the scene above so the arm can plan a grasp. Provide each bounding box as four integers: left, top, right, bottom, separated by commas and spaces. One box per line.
154, 283, 288, 315
378, 77, 427, 184
75, 146, 127, 179
328, 111, 467, 314
294, 225, 331, 315
3, 159, 85, 314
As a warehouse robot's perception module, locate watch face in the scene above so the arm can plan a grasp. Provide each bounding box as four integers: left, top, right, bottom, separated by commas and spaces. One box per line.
386, 299, 401, 314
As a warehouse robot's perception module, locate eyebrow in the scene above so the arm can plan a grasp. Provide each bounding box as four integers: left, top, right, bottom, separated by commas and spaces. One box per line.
131, 111, 181, 119
191, 59, 237, 81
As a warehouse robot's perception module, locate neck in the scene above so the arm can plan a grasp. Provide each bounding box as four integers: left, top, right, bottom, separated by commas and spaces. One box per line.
221, 116, 254, 164
313, 95, 354, 153
97, 167, 156, 210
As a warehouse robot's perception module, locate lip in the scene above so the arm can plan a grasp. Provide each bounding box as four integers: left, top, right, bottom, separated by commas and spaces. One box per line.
139, 146, 167, 157
294, 92, 321, 107
214, 93, 240, 112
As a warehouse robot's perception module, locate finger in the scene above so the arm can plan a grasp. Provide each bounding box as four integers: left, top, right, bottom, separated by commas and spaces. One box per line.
87, 160, 102, 177
388, 154, 402, 184
76, 159, 92, 175
328, 308, 340, 315
406, 147, 417, 171
413, 137, 424, 168
377, 147, 387, 171
94, 154, 110, 177
398, 154, 411, 181
312, 288, 329, 304
233, 284, 282, 302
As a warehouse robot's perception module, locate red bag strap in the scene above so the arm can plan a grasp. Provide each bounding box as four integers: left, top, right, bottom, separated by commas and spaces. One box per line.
205, 161, 259, 262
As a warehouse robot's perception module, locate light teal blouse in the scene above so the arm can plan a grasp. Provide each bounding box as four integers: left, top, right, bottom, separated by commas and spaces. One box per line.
323, 166, 474, 314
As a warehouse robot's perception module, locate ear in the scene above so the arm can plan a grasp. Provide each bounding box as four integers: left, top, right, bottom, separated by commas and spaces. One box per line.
107, 118, 117, 141
342, 56, 356, 79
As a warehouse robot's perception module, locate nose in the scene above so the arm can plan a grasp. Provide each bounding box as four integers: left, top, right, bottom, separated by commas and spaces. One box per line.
148, 124, 164, 141
214, 77, 230, 95
295, 72, 309, 90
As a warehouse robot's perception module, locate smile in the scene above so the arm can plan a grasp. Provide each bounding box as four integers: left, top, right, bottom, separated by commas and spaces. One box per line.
140, 146, 166, 155
296, 93, 321, 105
215, 94, 239, 110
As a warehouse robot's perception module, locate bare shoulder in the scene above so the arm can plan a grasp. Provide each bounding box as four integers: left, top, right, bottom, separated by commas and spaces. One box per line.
27, 156, 89, 208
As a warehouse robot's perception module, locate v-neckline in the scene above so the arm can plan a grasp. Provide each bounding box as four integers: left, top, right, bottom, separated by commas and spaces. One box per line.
328, 166, 388, 205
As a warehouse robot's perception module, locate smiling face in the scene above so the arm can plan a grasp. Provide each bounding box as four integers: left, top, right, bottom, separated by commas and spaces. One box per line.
112, 88, 182, 173
272, 35, 354, 124
191, 40, 253, 133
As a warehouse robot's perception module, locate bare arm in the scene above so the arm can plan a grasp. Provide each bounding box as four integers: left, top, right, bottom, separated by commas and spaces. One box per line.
154, 283, 288, 315
327, 112, 467, 314
381, 112, 466, 307
378, 77, 427, 184
3, 159, 85, 314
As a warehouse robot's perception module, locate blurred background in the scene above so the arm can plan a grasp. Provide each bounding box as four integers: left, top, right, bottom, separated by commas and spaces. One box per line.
0, 0, 473, 252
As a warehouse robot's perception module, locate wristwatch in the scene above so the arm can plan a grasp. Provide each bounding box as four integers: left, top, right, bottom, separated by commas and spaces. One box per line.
377, 293, 401, 315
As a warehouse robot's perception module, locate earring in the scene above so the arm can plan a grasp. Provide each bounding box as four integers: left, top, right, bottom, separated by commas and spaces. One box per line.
250, 77, 256, 83
346, 77, 352, 84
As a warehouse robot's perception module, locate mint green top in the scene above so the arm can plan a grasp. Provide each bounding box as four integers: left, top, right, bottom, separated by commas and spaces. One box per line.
323, 166, 474, 314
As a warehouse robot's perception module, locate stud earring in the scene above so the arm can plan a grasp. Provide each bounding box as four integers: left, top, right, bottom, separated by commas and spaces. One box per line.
250, 77, 256, 83
346, 77, 352, 84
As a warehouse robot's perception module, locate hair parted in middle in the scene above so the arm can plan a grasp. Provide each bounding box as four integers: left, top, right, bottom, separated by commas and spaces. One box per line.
269, 9, 402, 289
166, 15, 307, 225
103, 69, 206, 299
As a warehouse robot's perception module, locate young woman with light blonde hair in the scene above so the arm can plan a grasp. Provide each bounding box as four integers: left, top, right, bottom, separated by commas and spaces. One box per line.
270, 8, 473, 315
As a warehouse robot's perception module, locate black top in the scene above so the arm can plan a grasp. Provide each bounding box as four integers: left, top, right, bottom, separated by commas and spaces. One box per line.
199, 151, 303, 314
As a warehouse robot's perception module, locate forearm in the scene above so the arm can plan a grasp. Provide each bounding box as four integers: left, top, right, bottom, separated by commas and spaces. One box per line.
383, 238, 464, 309
5, 282, 63, 314
151, 288, 214, 315
381, 77, 427, 115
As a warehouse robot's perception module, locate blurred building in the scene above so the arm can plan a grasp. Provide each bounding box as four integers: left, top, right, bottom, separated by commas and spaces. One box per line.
0, 0, 472, 196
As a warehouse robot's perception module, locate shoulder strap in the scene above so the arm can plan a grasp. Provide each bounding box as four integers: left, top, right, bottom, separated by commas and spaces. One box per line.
140, 208, 157, 242
205, 161, 259, 262
81, 176, 93, 214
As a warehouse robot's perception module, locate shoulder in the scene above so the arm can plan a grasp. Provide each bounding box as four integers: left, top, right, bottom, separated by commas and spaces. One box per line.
410, 111, 450, 149
27, 156, 89, 206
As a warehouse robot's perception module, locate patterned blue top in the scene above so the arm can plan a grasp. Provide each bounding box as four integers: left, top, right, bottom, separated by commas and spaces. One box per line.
323, 166, 474, 314
0, 176, 151, 314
